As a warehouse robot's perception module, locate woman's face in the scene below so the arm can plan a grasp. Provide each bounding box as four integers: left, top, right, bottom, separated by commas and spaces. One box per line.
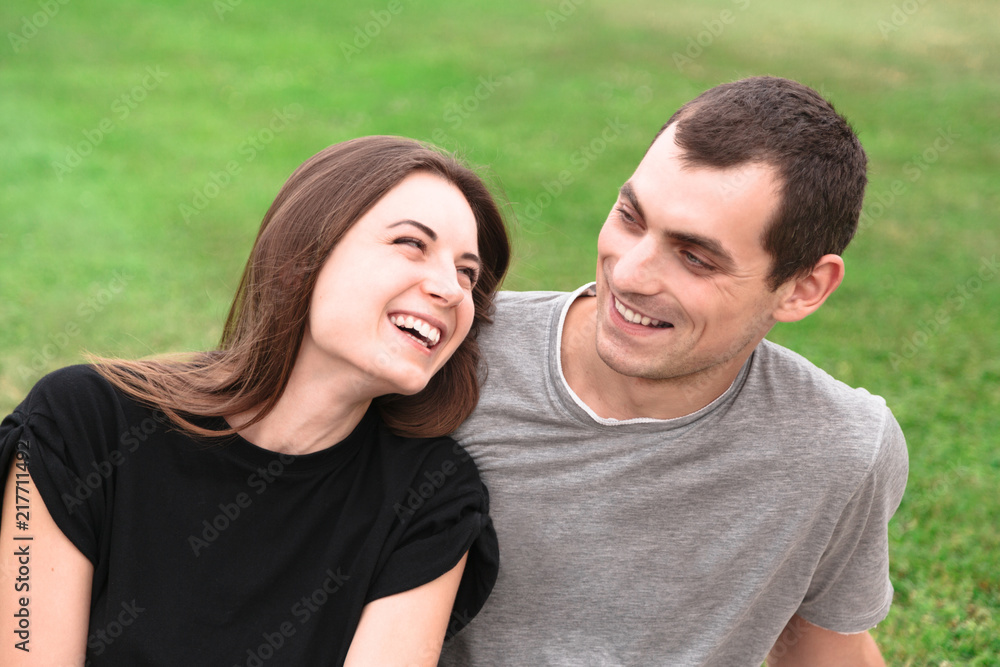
300, 171, 481, 398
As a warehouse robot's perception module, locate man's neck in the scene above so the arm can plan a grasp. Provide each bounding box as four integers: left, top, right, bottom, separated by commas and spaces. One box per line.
559, 293, 750, 421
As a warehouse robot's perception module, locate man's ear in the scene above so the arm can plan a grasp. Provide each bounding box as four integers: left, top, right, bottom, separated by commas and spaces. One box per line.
773, 254, 845, 323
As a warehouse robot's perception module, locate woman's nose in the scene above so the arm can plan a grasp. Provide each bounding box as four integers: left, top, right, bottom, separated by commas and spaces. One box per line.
422, 267, 465, 306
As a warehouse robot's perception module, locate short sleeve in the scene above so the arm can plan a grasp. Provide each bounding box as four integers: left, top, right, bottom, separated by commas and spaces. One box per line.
0, 415, 28, 514
367, 437, 499, 639
0, 366, 122, 566
797, 408, 909, 632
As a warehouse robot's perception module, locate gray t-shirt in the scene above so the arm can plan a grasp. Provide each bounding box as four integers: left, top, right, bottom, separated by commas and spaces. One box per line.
440, 285, 908, 667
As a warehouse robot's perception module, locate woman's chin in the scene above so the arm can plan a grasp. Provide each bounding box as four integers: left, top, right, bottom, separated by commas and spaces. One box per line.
383, 376, 431, 397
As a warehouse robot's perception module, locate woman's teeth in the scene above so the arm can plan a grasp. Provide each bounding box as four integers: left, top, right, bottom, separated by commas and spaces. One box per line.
390, 315, 441, 346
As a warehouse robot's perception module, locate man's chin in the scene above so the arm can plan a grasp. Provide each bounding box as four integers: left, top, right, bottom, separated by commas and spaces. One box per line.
594, 336, 670, 381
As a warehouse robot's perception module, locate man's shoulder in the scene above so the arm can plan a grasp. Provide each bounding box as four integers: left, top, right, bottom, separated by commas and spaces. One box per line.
745, 340, 906, 494
479, 288, 578, 343
752, 339, 893, 426
493, 289, 575, 313
458, 289, 583, 429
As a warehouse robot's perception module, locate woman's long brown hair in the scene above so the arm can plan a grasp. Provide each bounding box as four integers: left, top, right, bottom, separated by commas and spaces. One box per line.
92, 136, 511, 438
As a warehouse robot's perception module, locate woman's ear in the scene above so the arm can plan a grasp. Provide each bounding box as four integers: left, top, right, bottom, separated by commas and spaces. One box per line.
772, 254, 845, 323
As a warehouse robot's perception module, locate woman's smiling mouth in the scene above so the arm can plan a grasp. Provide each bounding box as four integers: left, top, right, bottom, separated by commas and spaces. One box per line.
390, 314, 443, 347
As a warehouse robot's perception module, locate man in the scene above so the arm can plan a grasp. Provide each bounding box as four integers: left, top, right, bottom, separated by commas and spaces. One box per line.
439, 77, 908, 666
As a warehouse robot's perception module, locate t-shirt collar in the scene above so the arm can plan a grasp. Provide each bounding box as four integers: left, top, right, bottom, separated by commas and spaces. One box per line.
551, 282, 753, 428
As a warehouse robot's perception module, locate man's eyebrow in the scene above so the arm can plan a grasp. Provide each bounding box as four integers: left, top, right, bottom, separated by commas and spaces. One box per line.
619, 182, 736, 269
618, 182, 645, 221
666, 231, 736, 269
388, 219, 482, 267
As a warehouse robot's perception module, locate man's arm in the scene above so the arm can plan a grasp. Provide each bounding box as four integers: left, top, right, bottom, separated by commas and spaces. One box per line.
766, 614, 885, 667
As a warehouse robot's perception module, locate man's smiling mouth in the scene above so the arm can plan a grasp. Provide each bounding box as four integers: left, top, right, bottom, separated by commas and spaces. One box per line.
614, 297, 673, 328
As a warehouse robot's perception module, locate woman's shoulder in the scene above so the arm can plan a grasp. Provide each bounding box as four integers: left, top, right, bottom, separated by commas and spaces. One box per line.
376, 427, 481, 481
16, 364, 123, 419
5, 366, 157, 453
35, 363, 110, 390
365, 425, 498, 635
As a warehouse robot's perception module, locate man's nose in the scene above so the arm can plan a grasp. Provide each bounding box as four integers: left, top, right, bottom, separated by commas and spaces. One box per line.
614, 236, 666, 294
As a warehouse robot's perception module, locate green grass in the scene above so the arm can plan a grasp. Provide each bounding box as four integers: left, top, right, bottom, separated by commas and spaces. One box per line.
2, 0, 998, 662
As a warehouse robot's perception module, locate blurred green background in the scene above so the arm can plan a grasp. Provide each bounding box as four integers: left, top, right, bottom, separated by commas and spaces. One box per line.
1, 0, 998, 662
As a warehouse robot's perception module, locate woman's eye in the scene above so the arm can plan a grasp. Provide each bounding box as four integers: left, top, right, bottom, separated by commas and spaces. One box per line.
458, 267, 479, 287
394, 237, 426, 250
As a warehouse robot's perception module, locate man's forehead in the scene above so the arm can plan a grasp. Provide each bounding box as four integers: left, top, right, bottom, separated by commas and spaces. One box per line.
637, 123, 683, 172
637, 124, 776, 182
631, 126, 780, 206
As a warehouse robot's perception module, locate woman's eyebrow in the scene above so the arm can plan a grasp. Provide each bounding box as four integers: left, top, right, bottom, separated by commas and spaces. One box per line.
388, 219, 437, 240
388, 219, 482, 267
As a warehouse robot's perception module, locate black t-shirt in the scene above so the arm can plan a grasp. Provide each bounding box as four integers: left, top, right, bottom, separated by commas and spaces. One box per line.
0, 365, 498, 665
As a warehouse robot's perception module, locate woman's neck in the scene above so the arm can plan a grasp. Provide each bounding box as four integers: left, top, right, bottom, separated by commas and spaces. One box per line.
228, 353, 377, 456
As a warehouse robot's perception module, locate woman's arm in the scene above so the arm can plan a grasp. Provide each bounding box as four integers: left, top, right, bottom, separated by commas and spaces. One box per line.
0, 459, 93, 666
344, 552, 467, 667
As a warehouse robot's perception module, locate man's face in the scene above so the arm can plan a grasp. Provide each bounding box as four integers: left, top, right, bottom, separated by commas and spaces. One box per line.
594, 123, 788, 383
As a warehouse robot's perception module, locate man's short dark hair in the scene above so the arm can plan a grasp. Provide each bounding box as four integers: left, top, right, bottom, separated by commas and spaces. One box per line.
656, 76, 868, 289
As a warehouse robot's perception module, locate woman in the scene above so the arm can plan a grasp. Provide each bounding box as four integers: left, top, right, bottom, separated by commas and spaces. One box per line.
0, 136, 510, 665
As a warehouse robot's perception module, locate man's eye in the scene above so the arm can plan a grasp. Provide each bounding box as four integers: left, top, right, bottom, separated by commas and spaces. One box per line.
683, 251, 714, 270
616, 206, 637, 224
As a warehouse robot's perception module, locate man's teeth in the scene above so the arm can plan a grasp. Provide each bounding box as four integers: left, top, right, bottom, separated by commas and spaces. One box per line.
614, 297, 668, 328
390, 315, 441, 346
